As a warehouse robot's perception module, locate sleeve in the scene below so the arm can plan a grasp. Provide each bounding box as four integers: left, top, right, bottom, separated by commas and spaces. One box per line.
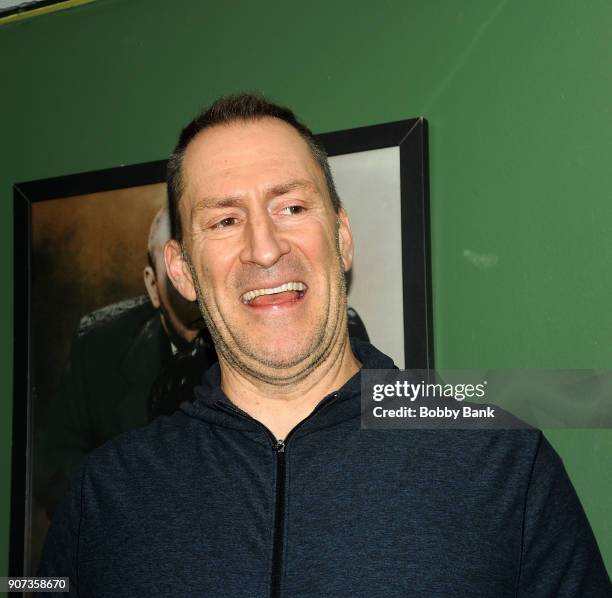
517, 434, 611, 596
37, 462, 86, 597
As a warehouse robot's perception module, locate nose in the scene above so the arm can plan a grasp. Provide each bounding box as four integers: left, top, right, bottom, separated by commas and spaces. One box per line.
239, 211, 290, 268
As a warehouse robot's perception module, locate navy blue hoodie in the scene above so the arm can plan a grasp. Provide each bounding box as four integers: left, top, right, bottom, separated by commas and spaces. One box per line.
39, 341, 611, 596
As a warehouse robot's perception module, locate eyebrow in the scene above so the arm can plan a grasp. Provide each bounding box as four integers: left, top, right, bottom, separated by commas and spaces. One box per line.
191, 178, 319, 217
266, 178, 318, 199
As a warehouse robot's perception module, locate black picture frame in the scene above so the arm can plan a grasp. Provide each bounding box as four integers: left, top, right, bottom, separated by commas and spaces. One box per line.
10, 118, 432, 577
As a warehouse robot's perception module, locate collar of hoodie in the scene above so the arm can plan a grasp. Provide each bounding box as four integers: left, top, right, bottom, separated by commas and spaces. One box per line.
180, 338, 397, 435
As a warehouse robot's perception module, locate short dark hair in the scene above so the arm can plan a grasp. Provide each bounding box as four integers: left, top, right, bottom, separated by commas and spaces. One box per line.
167, 93, 341, 241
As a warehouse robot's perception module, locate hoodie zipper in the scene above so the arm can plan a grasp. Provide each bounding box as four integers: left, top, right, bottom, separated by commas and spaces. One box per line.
214, 392, 341, 598
270, 438, 285, 598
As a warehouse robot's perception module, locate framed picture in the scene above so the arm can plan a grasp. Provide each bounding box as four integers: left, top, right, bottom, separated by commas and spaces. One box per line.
11, 118, 432, 576
319, 119, 432, 370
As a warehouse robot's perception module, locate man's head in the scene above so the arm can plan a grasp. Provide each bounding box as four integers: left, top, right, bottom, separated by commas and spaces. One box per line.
165, 94, 354, 385
167, 94, 342, 242
144, 207, 204, 347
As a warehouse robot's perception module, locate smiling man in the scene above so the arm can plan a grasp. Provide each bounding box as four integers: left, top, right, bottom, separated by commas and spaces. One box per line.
164, 109, 361, 440
39, 95, 610, 597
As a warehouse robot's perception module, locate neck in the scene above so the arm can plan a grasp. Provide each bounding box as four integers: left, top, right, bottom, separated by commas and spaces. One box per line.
218, 335, 361, 440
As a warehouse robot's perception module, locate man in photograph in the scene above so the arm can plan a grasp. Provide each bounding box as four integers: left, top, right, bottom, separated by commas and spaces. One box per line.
39, 94, 610, 596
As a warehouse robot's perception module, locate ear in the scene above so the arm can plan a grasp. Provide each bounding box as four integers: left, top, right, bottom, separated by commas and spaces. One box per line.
143, 266, 161, 308
337, 207, 354, 272
164, 239, 197, 302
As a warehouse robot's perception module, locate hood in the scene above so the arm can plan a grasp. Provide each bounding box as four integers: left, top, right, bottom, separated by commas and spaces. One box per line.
179, 339, 396, 434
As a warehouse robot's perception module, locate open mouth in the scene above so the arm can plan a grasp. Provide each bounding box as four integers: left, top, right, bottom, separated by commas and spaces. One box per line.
240, 281, 307, 306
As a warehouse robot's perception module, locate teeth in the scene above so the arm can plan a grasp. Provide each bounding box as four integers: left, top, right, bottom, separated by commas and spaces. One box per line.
241, 282, 306, 303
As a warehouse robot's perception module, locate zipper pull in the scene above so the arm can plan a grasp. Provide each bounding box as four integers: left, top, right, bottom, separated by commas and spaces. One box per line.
273, 439, 285, 453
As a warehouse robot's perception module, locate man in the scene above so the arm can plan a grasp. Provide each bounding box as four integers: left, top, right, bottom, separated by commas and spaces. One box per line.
36, 208, 214, 517
39, 94, 610, 596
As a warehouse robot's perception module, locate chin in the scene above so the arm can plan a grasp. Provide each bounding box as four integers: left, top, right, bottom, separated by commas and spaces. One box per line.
241, 334, 323, 370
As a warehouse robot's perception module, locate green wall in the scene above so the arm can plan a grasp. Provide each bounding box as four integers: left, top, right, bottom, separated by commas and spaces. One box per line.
1, 0, 610, 579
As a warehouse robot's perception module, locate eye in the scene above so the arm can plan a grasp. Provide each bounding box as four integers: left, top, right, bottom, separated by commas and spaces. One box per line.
280, 205, 305, 215
213, 217, 238, 229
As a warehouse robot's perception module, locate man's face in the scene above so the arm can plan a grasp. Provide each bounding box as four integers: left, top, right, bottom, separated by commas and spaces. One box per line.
150, 248, 204, 344
144, 208, 205, 347
168, 117, 353, 382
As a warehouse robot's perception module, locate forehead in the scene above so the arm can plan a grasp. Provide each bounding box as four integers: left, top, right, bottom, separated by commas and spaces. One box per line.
181, 117, 325, 201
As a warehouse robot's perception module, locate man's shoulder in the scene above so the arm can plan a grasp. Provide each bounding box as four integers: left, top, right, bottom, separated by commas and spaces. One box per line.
372, 425, 543, 472
83, 411, 196, 478
77, 295, 156, 333
441, 426, 543, 470
76, 295, 156, 339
